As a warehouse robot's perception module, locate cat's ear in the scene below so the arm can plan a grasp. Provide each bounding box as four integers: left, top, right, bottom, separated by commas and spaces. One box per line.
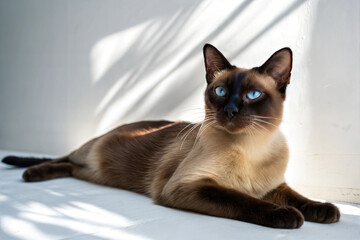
258, 47, 292, 95
203, 44, 232, 84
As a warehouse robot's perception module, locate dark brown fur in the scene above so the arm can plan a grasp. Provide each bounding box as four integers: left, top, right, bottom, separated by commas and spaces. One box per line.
264, 183, 340, 223
2, 44, 340, 228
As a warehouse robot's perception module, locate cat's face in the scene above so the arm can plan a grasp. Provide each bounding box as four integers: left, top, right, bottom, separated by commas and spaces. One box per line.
203, 44, 292, 134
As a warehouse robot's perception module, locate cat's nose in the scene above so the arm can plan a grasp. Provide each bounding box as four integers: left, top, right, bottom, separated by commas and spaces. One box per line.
224, 103, 239, 119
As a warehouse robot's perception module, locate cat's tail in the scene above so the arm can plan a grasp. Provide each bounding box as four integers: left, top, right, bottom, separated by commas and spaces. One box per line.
2, 155, 53, 167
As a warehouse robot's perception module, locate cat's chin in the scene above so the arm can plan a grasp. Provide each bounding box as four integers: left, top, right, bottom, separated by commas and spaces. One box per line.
219, 122, 249, 135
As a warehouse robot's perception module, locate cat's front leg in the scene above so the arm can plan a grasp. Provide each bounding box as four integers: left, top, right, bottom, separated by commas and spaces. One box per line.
154, 178, 304, 228
263, 183, 340, 223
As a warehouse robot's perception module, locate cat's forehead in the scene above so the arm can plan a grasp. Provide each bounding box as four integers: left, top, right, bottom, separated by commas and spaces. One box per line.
212, 68, 276, 90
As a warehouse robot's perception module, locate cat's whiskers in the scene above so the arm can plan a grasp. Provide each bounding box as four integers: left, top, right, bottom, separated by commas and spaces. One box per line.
180, 122, 202, 149
250, 115, 281, 120
254, 119, 278, 128
181, 123, 200, 141
252, 118, 279, 128
198, 119, 217, 138
245, 125, 258, 143
176, 108, 207, 121
178, 108, 205, 114
246, 125, 256, 138
251, 120, 272, 134
205, 109, 217, 114
248, 124, 259, 137
248, 123, 263, 138
191, 118, 216, 149
181, 112, 217, 150
177, 123, 195, 138
244, 128, 251, 137
176, 113, 216, 138
182, 108, 216, 118
198, 115, 216, 131
252, 115, 294, 125
179, 111, 279, 149
194, 120, 217, 148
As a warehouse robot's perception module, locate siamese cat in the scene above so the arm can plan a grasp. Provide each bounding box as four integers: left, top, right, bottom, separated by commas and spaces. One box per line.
2, 44, 340, 228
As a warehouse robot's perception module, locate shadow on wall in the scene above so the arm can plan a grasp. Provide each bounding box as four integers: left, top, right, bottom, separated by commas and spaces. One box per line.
91, 0, 253, 134
0, 0, 307, 154
91, 0, 306, 134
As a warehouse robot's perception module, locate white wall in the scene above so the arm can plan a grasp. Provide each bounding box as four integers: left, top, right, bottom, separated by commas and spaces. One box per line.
0, 0, 359, 203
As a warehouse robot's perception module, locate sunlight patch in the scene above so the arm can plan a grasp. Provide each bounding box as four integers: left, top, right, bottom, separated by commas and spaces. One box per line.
90, 20, 155, 83
1, 216, 56, 240
0, 194, 8, 202
336, 202, 360, 216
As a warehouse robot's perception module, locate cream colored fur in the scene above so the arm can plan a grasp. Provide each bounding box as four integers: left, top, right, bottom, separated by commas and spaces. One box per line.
161, 126, 289, 200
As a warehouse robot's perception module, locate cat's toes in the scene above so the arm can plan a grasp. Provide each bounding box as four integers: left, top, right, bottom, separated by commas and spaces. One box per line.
23, 167, 44, 182
300, 202, 340, 223
267, 206, 304, 229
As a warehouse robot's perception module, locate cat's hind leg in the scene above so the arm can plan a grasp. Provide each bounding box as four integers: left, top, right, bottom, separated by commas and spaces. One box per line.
23, 161, 73, 182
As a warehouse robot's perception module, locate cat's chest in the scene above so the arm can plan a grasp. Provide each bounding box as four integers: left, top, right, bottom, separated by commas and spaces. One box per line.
204, 144, 286, 198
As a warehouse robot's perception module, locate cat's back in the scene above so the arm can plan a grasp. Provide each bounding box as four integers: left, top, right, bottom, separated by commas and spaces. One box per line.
87, 120, 191, 193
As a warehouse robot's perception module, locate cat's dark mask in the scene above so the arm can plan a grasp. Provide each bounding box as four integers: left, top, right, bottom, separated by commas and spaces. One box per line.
203, 44, 292, 134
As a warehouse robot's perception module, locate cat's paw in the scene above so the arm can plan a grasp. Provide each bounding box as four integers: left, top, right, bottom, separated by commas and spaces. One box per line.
23, 167, 44, 182
300, 202, 340, 223
267, 206, 304, 229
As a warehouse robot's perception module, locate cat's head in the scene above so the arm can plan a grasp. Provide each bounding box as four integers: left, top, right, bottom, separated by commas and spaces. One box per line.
203, 44, 292, 135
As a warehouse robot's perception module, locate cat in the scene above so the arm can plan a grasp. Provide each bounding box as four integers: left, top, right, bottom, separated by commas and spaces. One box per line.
2, 44, 340, 228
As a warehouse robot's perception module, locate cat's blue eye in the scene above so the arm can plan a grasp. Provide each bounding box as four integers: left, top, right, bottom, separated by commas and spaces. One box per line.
246, 90, 262, 100
215, 87, 227, 97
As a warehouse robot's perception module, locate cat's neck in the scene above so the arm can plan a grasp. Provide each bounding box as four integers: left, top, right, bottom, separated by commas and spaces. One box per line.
196, 123, 279, 155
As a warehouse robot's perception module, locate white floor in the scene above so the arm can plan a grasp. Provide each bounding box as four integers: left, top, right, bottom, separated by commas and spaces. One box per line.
1, 150, 359, 240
